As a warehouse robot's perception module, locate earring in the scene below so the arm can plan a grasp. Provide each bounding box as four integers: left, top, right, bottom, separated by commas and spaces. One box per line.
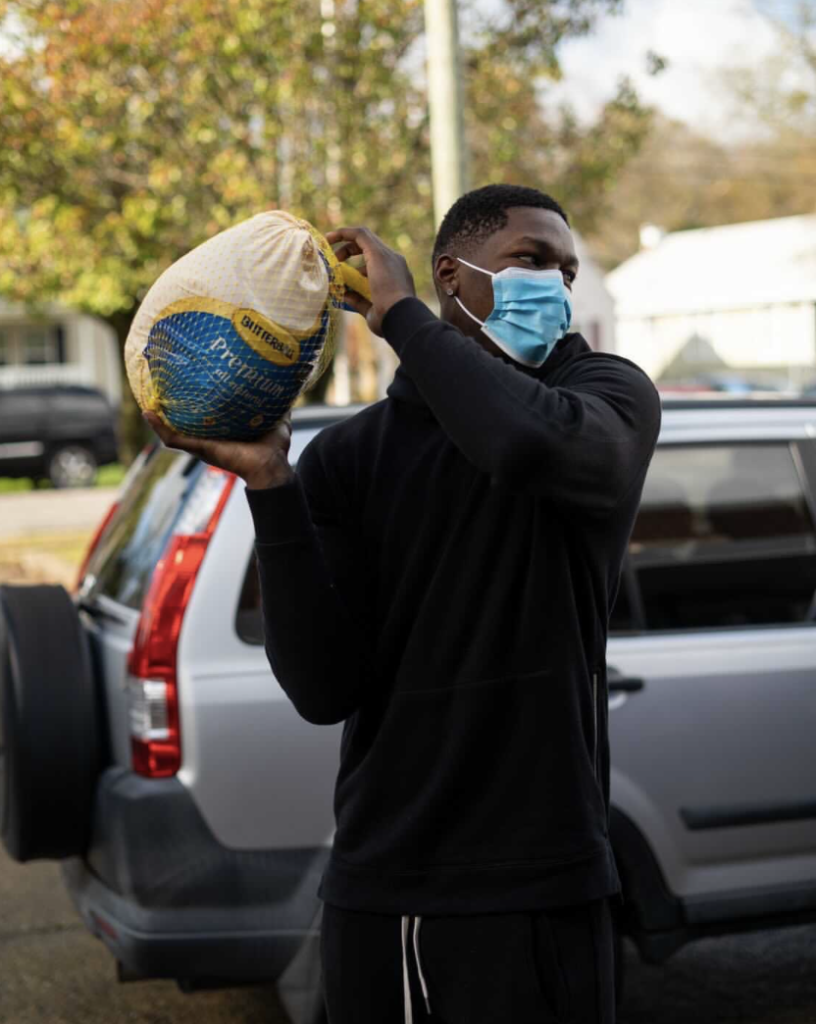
446, 289, 454, 296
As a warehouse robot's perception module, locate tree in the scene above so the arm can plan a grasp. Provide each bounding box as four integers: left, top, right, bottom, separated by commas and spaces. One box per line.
586, 2, 816, 269
0, 0, 651, 454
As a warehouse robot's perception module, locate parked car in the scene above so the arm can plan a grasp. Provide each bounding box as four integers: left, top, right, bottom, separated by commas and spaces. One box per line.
2, 396, 816, 1010
0, 384, 119, 487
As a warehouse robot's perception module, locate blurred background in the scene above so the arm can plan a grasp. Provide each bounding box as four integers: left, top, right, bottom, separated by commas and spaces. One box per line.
0, 0, 814, 581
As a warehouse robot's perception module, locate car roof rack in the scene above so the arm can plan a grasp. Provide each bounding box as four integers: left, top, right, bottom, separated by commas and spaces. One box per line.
660, 394, 816, 411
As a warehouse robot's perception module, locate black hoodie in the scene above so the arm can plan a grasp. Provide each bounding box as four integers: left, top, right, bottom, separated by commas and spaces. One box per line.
246, 297, 661, 914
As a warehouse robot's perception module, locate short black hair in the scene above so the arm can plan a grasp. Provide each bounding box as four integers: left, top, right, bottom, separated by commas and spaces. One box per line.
432, 184, 569, 267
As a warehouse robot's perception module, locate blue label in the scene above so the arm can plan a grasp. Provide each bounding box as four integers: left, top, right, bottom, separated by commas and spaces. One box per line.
145, 307, 329, 439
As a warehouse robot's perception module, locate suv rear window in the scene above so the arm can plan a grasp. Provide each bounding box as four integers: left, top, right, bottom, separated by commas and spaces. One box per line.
610, 442, 816, 633
85, 446, 207, 610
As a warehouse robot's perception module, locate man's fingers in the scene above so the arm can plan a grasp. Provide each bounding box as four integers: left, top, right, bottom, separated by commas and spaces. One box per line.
331, 241, 361, 262
342, 290, 373, 317
143, 412, 205, 456
326, 227, 381, 259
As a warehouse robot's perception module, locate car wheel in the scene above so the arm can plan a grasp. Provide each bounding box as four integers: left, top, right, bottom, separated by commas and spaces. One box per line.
48, 444, 97, 488
0, 585, 100, 862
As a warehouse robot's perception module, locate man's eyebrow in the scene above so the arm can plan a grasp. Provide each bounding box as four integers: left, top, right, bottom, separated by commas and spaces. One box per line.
510, 235, 580, 268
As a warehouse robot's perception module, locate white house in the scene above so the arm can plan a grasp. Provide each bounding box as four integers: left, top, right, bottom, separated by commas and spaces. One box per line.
0, 301, 121, 405
570, 232, 616, 353
606, 215, 816, 389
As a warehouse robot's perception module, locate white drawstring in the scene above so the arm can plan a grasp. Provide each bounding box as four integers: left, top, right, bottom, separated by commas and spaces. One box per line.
401, 915, 432, 1023
401, 916, 413, 1024
413, 916, 432, 1014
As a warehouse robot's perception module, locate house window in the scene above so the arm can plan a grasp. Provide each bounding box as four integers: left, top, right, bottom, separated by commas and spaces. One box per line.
20, 325, 62, 365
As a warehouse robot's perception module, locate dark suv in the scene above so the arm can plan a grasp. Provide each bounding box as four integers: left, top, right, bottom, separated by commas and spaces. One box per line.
0, 385, 119, 487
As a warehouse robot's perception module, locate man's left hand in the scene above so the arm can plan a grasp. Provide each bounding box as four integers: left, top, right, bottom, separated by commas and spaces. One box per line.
326, 227, 416, 337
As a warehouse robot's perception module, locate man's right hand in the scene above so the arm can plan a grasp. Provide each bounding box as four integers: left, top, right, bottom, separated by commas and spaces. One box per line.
143, 411, 295, 491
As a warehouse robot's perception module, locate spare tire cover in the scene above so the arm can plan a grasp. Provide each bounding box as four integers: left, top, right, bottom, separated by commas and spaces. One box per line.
0, 584, 100, 862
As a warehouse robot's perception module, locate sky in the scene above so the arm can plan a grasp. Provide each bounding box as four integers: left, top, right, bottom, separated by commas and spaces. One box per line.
546, 0, 806, 137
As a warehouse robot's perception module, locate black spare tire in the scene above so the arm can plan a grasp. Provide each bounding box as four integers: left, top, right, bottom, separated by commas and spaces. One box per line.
0, 585, 100, 862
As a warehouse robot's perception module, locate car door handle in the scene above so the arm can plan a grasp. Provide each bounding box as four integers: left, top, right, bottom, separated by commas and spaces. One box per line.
607, 670, 645, 694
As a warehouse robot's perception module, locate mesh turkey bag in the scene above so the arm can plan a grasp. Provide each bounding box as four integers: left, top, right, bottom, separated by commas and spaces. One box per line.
125, 210, 370, 440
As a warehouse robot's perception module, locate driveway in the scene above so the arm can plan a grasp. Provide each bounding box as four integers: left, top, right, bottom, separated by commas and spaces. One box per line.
0, 851, 297, 1024
0, 487, 118, 539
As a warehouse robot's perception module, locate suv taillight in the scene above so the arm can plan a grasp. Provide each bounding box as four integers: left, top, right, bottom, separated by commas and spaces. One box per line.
127, 466, 236, 778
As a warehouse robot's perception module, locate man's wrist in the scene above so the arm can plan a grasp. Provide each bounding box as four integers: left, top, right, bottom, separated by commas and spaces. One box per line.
381, 296, 438, 356
381, 289, 416, 316
244, 463, 295, 491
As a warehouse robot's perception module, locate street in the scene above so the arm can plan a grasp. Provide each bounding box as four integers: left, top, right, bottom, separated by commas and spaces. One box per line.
0, 489, 117, 540
2, 845, 816, 1024
0, 851, 290, 1024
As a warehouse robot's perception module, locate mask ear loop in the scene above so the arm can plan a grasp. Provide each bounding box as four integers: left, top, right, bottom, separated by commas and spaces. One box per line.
436, 253, 492, 297
450, 256, 494, 327
454, 296, 485, 328
456, 256, 494, 277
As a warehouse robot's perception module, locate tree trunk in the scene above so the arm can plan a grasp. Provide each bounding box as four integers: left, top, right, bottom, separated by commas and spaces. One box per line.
108, 311, 150, 466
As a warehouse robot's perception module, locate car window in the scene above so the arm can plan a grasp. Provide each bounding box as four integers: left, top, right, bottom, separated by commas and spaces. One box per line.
611, 443, 816, 633
51, 389, 111, 419
85, 446, 208, 610
236, 555, 264, 645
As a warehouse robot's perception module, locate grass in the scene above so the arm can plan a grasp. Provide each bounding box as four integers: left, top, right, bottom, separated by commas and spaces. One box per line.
0, 531, 92, 566
0, 462, 126, 493
0, 529, 93, 586
97, 463, 127, 487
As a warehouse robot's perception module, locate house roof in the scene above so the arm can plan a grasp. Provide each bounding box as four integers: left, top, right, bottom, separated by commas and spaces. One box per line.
606, 214, 816, 318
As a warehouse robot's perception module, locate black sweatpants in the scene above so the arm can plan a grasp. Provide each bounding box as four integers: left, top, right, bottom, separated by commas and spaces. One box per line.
320, 898, 616, 1024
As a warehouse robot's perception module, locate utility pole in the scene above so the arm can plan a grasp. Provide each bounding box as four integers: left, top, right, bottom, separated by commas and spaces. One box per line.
424, 0, 468, 228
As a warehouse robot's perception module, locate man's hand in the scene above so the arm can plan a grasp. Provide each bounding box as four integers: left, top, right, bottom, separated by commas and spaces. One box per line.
326, 226, 416, 337
143, 411, 295, 491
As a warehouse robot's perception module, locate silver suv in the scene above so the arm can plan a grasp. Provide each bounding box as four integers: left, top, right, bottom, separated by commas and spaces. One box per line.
1, 396, 815, 1006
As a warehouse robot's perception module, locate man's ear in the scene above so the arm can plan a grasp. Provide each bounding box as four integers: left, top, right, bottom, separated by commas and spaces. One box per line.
434, 253, 460, 297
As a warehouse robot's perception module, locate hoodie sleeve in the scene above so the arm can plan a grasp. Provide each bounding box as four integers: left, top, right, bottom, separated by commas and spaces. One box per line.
382, 297, 661, 514
245, 437, 377, 725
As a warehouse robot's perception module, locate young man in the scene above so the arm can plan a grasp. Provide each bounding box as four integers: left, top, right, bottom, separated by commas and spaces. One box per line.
147, 184, 661, 1023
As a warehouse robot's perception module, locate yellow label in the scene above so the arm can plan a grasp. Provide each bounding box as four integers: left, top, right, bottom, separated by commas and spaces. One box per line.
232, 308, 301, 366
158, 296, 237, 321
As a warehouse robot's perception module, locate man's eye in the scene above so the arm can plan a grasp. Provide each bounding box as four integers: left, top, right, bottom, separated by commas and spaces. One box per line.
514, 253, 539, 265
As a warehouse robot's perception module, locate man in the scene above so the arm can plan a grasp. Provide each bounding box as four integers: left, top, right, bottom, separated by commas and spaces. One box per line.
147, 184, 661, 1023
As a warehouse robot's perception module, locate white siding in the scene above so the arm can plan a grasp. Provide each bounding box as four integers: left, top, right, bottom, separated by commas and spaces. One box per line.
571, 233, 616, 352
607, 216, 816, 384
618, 303, 816, 380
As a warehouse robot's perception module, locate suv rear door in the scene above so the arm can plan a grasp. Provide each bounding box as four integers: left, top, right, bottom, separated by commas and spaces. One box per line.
172, 421, 343, 851
608, 429, 816, 923
79, 445, 206, 766
77, 410, 353, 852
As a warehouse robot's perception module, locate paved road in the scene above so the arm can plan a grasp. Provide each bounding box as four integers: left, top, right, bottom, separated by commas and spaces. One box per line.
618, 925, 816, 1023
2, 842, 816, 1024
0, 488, 118, 539
0, 852, 293, 1024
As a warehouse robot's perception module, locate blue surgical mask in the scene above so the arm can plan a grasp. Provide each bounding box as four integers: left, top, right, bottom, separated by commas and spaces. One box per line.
454, 258, 572, 368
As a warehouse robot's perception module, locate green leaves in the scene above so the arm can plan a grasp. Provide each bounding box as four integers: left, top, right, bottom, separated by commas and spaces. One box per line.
0, 0, 648, 321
